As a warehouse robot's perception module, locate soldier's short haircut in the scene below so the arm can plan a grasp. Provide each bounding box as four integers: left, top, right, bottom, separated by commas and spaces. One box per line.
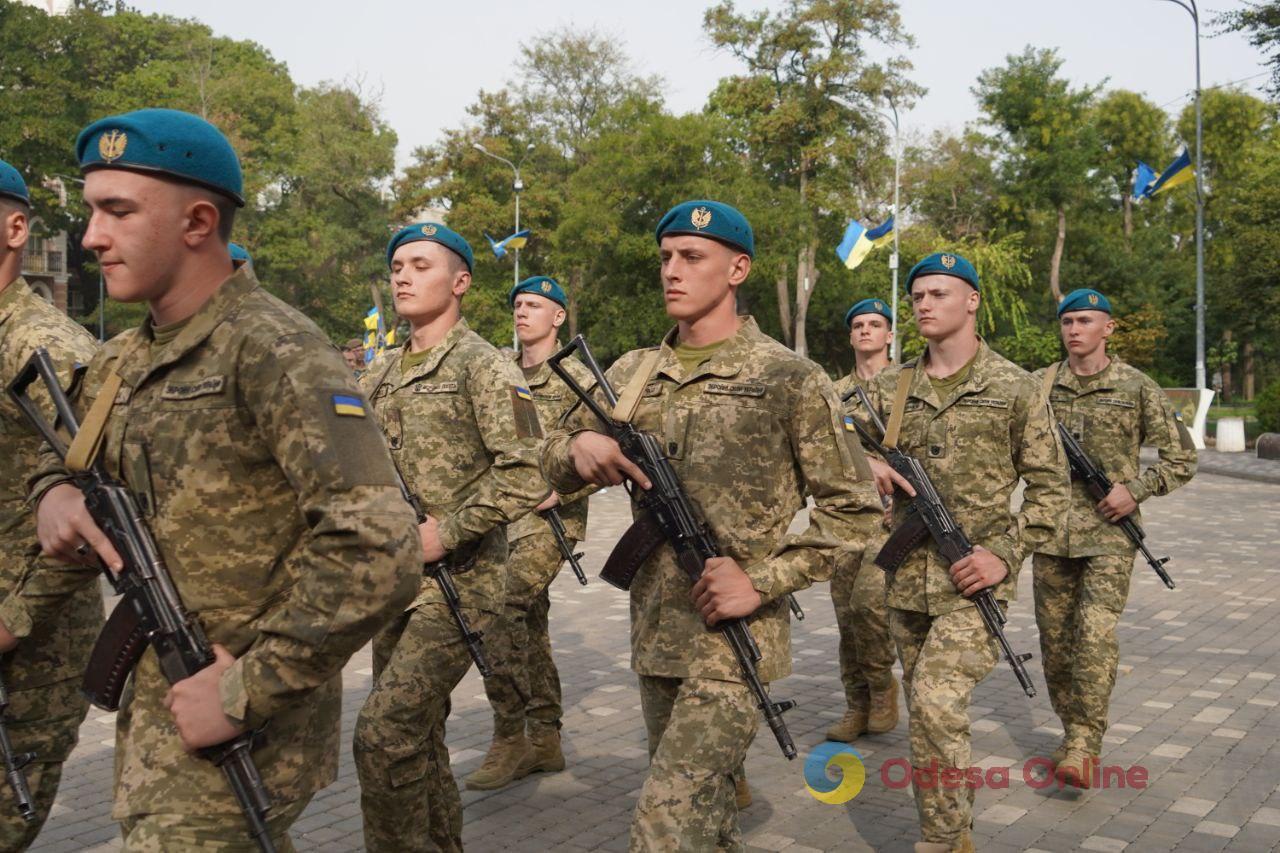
0, 196, 30, 220
210, 192, 236, 243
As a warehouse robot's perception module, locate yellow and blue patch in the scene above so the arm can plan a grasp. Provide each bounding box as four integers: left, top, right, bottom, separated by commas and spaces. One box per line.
514, 386, 534, 402
332, 393, 366, 418
843, 415, 857, 432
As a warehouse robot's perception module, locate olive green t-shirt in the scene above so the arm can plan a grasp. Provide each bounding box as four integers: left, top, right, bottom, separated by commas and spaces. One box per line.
929, 351, 978, 399
673, 338, 728, 376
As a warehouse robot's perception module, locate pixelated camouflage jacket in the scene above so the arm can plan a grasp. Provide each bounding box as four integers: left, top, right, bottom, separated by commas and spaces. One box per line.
361, 318, 548, 614
542, 317, 882, 682
507, 350, 591, 544
0, 277, 103, 696
870, 339, 1067, 615
25, 267, 420, 818
1036, 357, 1197, 558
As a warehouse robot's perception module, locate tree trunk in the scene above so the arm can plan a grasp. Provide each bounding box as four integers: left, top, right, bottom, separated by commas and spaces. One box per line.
1221, 329, 1234, 401
793, 243, 820, 359
1049, 206, 1067, 304
1122, 195, 1133, 246
775, 262, 793, 348
1243, 340, 1255, 400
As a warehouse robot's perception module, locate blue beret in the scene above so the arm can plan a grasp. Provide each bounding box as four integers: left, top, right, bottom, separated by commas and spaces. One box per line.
0, 159, 29, 206
386, 222, 474, 272
1057, 288, 1111, 317
844, 297, 896, 326
76, 108, 244, 206
655, 200, 754, 258
229, 242, 252, 266
907, 252, 979, 292
510, 275, 566, 308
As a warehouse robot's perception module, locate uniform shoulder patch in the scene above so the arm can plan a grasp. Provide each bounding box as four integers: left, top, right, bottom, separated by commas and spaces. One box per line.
510, 385, 542, 439
332, 393, 367, 417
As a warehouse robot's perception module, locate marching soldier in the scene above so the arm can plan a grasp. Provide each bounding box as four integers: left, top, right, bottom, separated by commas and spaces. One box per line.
1034, 288, 1196, 787
353, 223, 548, 852
862, 253, 1064, 853
0, 158, 103, 849
828, 297, 900, 742
541, 200, 881, 850
466, 275, 591, 792
7, 109, 420, 849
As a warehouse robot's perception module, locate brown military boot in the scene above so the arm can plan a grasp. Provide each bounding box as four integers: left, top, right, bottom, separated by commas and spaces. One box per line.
735, 774, 752, 809
913, 834, 974, 853
1055, 748, 1098, 789
866, 677, 900, 734
514, 725, 565, 778
826, 705, 869, 742
465, 733, 531, 791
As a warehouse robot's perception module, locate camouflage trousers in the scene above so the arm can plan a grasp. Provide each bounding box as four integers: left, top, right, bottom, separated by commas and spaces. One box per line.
118, 797, 310, 852
482, 533, 566, 737
0, 677, 89, 851
1033, 553, 1133, 755
890, 606, 998, 845
831, 543, 896, 708
631, 675, 757, 853
353, 602, 493, 853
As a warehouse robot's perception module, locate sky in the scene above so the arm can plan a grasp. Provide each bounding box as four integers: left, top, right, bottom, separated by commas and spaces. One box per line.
134, 0, 1270, 166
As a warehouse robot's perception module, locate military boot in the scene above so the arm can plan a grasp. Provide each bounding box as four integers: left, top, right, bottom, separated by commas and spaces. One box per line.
464, 733, 531, 791
735, 774, 752, 809
826, 705, 869, 742
514, 725, 565, 777
1055, 748, 1099, 789
913, 833, 974, 853
866, 677, 900, 734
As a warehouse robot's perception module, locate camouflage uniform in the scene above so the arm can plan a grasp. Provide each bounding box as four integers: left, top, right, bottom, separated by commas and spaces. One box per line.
867, 340, 1063, 847
482, 353, 592, 740
832, 371, 897, 721
542, 318, 882, 851
353, 318, 547, 853
1033, 358, 1196, 756
0, 277, 103, 849
19, 267, 420, 850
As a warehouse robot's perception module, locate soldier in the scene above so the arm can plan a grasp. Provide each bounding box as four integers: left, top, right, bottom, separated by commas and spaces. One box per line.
465, 275, 590, 792
0, 159, 104, 849
352, 223, 548, 852
4, 109, 420, 850
541, 200, 881, 850
828, 297, 900, 743
342, 337, 366, 376
861, 253, 1063, 853
1033, 288, 1196, 787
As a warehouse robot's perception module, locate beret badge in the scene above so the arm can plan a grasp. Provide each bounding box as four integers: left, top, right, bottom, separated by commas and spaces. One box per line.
540, 281, 552, 293
98, 130, 128, 163
421, 224, 438, 237
875, 301, 884, 311
690, 206, 712, 230
1088, 293, 1099, 306
940, 254, 956, 270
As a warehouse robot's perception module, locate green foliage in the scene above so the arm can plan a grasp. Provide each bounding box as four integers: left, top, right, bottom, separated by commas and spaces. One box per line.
1257, 379, 1280, 433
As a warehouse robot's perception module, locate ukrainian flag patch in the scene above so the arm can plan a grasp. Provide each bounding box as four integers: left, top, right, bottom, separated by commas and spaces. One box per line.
515, 386, 533, 401
332, 393, 366, 418
843, 415, 856, 432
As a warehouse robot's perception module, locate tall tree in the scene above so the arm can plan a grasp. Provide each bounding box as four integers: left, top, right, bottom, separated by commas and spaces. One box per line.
1093, 90, 1170, 241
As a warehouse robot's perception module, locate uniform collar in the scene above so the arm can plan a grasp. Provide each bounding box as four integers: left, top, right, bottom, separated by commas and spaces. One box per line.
399, 317, 470, 385
0, 276, 34, 325
116, 265, 260, 388
907, 336, 998, 412
512, 347, 555, 389
654, 316, 764, 385
1057, 356, 1120, 393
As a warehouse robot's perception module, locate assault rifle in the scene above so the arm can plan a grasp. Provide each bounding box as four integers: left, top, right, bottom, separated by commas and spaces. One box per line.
543, 507, 588, 586
0, 675, 35, 822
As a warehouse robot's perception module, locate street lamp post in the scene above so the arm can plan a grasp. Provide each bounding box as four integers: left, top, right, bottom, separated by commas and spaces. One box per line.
1159, 0, 1206, 389
473, 141, 536, 350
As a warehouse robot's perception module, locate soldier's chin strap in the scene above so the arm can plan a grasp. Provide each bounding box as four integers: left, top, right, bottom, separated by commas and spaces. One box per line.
610, 349, 662, 425
882, 365, 916, 450
65, 371, 122, 472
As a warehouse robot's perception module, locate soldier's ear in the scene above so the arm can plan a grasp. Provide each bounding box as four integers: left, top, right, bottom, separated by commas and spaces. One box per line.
727, 251, 752, 286
552, 307, 566, 329
2, 206, 28, 251
451, 268, 472, 299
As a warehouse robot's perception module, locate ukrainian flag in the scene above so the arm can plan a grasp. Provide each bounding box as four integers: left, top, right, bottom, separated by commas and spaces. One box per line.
515, 386, 533, 401
1131, 161, 1159, 200
332, 394, 366, 418
835, 216, 895, 271
362, 307, 395, 364
1137, 149, 1195, 200
484, 228, 532, 260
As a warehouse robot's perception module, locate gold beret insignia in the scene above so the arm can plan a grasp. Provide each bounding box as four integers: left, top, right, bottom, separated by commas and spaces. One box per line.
691, 207, 712, 230
540, 281, 552, 293
422, 224, 438, 237
98, 130, 128, 163
875, 301, 884, 311
940, 254, 956, 270
1088, 293, 1099, 306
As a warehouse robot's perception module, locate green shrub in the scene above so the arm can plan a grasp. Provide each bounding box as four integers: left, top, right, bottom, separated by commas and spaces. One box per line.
1258, 379, 1280, 433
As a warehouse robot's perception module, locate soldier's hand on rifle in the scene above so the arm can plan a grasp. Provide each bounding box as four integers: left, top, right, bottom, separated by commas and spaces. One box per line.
35, 482, 123, 572
691, 557, 762, 626
949, 545, 1009, 597
569, 431, 652, 489
163, 644, 247, 752
536, 491, 561, 512
419, 516, 446, 562
867, 459, 916, 500
1097, 483, 1137, 522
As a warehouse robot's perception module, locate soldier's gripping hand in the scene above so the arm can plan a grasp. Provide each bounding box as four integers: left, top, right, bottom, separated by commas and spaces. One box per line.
536, 492, 562, 512
569, 431, 652, 489
948, 545, 1009, 597
419, 516, 446, 562
164, 644, 248, 752
36, 482, 124, 572
1096, 483, 1137, 522
691, 557, 762, 626
867, 459, 916, 500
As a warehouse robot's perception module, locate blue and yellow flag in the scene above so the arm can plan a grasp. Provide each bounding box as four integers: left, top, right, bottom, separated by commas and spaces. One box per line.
835, 216, 894, 271
1131, 161, 1159, 200
484, 228, 532, 260
1136, 149, 1194, 200
362, 306, 396, 364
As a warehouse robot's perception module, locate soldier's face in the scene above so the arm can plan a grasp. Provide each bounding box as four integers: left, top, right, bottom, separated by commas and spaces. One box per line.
513, 293, 564, 346
1060, 310, 1114, 356
343, 347, 363, 371
82, 170, 195, 303
849, 314, 892, 355
390, 241, 469, 322
659, 235, 750, 323
910, 276, 977, 340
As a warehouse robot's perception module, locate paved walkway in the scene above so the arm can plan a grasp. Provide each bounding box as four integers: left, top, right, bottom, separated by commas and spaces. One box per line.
28, 469, 1280, 852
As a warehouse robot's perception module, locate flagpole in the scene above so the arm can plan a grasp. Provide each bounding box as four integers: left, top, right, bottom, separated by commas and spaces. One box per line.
474, 141, 536, 351
885, 92, 902, 363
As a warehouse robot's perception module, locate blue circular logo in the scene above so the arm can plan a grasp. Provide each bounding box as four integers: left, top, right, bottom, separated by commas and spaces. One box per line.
803, 741, 865, 804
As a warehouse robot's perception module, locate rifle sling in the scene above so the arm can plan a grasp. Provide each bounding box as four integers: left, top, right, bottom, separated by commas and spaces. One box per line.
610, 349, 662, 424
882, 365, 916, 450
